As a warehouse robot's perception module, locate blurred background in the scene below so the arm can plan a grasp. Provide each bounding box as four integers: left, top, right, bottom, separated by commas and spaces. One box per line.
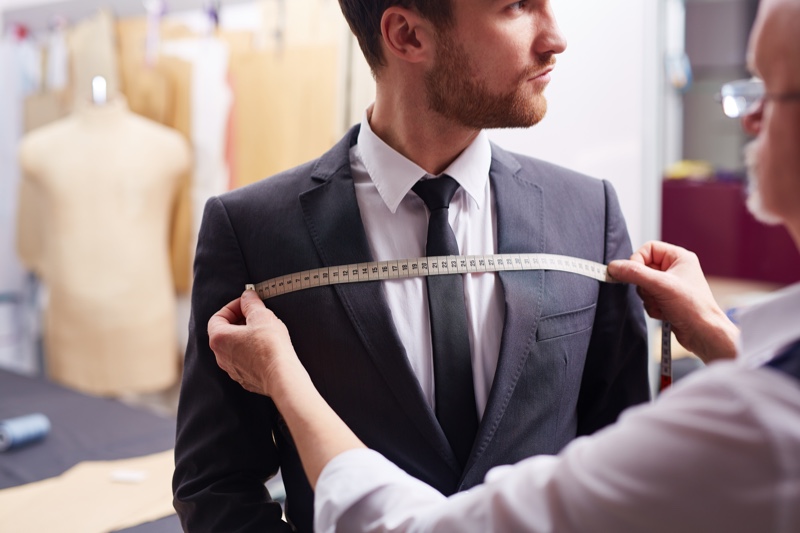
1, 0, 799, 531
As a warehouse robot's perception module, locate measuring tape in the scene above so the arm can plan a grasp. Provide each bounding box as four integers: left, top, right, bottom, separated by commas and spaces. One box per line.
660, 321, 673, 392
245, 253, 612, 299
245, 252, 672, 392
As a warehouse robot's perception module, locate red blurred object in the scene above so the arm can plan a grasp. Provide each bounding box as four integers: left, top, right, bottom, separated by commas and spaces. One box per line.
12, 24, 29, 40
662, 179, 800, 284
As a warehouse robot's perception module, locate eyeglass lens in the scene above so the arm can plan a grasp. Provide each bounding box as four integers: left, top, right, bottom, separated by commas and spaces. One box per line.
719, 78, 764, 118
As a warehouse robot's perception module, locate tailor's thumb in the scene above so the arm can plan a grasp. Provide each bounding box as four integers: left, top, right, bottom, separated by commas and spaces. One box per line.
240, 288, 268, 319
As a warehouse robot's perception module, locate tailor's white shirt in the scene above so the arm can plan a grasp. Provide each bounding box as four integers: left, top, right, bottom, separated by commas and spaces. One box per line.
351, 112, 505, 418
736, 281, 800, 368
314, 282, 800, 533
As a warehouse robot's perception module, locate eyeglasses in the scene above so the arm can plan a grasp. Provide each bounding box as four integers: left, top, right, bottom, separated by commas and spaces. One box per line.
718, 78, 800, 118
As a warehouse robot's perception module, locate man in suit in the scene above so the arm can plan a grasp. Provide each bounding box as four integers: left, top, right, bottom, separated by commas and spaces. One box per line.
207, 4, 800, 530
172, 0, 650, 531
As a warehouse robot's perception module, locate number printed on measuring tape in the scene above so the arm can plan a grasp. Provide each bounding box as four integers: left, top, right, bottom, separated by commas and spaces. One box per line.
660, 321, 673, 393
245, 253, 616, 301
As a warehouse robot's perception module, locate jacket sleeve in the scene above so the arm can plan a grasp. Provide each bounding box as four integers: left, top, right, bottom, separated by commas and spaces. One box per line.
576, 180, 651, 436
172, 197, 291, 532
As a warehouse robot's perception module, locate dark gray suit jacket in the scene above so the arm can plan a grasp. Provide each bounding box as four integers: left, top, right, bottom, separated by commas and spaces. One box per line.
173, 126, 650, 532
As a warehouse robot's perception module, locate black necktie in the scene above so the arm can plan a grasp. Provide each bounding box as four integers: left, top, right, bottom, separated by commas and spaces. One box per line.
412, 175, 478, 467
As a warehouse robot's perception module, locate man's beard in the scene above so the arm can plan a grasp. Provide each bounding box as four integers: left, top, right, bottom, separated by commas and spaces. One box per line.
744, 139, 783, 225
424, 33, 554, 130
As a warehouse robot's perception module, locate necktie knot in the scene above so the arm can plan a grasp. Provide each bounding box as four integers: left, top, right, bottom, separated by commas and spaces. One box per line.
413, 175, 460, 212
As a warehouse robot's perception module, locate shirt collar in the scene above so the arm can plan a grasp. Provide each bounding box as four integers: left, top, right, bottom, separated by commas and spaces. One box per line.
357, 110, 492, 214
736, 281, 800, 367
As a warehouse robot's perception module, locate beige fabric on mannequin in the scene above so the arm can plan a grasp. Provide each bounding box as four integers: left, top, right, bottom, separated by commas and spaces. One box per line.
16, 95, 190, 396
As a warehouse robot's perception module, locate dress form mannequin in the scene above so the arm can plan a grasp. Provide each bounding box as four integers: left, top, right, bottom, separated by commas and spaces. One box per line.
16, 87, 191, 395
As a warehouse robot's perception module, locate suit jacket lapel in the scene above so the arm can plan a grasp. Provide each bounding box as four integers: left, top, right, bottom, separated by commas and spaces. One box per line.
466, 145, 545, 471
299, 126, 460, 474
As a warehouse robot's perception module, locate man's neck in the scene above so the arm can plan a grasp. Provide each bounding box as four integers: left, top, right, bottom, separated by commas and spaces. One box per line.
368, 89, 481, 176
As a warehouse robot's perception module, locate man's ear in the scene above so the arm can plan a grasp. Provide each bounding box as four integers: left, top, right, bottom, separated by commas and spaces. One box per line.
380, 6, 435, 66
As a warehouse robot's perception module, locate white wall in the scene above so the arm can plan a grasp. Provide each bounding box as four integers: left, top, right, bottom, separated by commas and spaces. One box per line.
489, 0, 666, 250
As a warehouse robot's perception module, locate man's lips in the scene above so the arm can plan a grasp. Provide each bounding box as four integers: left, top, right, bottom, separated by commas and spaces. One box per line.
528, 67, 554, 81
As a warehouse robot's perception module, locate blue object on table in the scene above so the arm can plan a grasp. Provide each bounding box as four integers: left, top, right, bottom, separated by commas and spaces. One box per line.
0, 413, 51, 452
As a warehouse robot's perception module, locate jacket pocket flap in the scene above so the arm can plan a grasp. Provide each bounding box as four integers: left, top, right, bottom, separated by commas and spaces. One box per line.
537, 304, 597, 341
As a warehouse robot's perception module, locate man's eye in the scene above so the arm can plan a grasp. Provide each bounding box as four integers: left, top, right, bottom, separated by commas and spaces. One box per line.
509, 1, 528, 10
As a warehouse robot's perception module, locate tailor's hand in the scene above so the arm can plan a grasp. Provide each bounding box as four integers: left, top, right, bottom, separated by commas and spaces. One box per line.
608, 241, 739, 363
208, 289, 303, 396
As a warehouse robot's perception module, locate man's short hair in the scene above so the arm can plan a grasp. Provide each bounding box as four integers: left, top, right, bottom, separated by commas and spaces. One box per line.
338, 0, 454, 73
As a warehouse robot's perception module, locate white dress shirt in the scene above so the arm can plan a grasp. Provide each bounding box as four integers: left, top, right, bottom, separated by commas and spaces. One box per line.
351, 112, 505, 418
314, 282, 800, 533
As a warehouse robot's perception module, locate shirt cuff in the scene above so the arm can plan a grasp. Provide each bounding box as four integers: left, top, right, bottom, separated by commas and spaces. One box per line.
314, 449, 399, 533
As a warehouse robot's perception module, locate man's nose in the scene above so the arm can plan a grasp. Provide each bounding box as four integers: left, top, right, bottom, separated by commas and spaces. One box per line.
741, 108, 762, 136
536, 2, 567, 56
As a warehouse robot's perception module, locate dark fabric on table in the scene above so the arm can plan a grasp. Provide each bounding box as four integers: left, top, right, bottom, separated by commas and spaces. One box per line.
0, 369, 175, 489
